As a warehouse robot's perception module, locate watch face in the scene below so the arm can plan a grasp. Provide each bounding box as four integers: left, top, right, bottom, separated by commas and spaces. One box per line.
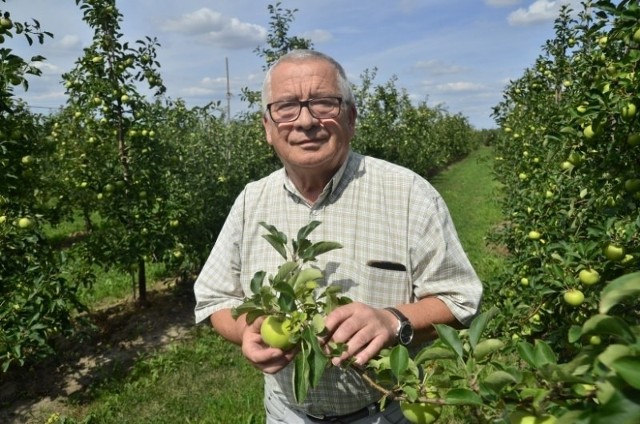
399, 323, 414, 345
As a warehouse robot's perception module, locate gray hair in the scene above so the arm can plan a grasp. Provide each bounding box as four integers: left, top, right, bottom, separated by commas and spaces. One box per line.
261, 49, 355, 112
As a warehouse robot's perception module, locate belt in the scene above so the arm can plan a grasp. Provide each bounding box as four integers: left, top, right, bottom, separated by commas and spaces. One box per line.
306, 403, 380, 423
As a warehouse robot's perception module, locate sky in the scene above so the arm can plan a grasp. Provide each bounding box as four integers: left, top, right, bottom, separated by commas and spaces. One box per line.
5, 0, 583, 129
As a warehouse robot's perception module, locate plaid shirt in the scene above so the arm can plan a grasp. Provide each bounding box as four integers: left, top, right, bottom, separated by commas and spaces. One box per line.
194, 150, 482, 416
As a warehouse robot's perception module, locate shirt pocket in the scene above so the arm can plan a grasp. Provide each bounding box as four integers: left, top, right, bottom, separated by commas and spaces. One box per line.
326, 259, 412, 308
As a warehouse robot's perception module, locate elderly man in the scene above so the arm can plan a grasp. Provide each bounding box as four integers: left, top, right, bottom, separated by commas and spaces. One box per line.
194, 49, 482, 423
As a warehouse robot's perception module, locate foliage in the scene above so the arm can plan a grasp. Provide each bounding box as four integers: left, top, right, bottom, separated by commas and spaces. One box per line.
231, 221, 351, 403
488, 1, 639, 355
368, 272, 640, 423
0, 3, 84, 372
352, 69, 479, 177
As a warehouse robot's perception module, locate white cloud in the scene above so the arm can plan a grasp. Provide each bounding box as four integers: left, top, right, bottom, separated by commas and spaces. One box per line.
507, 0, 580, 26
486, 0, 521, 6
162, 8, 266, 49
54, 35, 82, 50
435, 82, 486, 92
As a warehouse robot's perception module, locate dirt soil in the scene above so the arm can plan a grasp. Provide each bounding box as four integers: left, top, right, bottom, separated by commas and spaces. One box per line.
0, 278, 198, 424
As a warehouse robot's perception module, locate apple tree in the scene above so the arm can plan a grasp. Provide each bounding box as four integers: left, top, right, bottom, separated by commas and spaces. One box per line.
489, 1, 639, 356
0, 3, 84, 372
51, 0, 172, 304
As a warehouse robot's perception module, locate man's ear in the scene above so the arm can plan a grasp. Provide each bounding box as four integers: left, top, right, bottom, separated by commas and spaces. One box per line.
348, 105, 358, 134
262, 114, 274, 145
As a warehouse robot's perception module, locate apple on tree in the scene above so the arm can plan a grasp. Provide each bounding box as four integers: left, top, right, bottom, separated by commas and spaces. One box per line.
400, 401, 441, 424
260, 315, 296, 350
578, 269, 600, 285
563, 289, 585, 306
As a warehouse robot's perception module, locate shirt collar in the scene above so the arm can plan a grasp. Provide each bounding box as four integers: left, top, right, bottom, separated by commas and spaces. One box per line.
282, 150, 352, 206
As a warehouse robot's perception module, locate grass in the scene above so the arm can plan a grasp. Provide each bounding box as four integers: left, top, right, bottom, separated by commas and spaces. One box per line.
40, 146, 503, 424
61, 327, 265, 424
429, 145, 505, 282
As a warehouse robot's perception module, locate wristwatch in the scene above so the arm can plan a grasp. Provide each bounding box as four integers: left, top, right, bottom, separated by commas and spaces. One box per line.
385, 307, 414, 346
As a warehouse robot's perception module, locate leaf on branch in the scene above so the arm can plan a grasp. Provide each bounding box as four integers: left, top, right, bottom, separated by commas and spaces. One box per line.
599, 272, 640, 314
581, 314, 636, 344
293, 341, 311, 403
390, 345, 410, 380
297, 220, 321, 243
468, 306, 499, 350
250, 270, 267, 295
434, 324, 464, 360
443, 388, 483, 406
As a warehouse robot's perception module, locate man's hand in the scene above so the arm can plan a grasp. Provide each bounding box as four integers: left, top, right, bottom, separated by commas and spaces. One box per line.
323, 302, 398, 367
211, 309, 296, 374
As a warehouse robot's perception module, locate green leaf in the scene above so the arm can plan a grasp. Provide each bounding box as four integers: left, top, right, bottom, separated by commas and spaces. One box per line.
275, 261, 300, 282
293, 341, 310, 403
296, 220, 321, 242
468, 306, 499, 350
482, 370, 519, 392
250, 270, 266, 295
435, 324, 464, 360
277, 291, 296, 312
301, 241, 343, 262
245, 309, 266, 325
389, 345, 409, 380
597, 344, 631, 369
516, 341, 536, 368
533, 340, 557, 366
581, 314, 636, 343
414, 346, 457, 363
305, 327, 329, 388
263, 234, 288, 260
443, 388, 483, 406
611, 356, 640, 389
599, 272, 640, 314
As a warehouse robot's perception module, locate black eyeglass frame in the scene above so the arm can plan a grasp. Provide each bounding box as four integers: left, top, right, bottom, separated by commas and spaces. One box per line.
266, 96, 343, 123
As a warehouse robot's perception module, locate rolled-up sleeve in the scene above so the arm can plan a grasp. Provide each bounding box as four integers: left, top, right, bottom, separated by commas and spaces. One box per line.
193, 191, 245, 324
408, 179, 483, 326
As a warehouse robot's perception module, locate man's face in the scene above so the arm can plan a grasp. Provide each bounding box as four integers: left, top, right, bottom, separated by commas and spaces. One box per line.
262, 59, 356, 177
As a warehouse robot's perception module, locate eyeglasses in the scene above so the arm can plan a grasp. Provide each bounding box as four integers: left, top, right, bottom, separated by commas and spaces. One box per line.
266, 97, 343, 123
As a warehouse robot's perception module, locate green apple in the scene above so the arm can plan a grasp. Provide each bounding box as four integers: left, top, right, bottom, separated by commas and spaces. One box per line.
583, 125, 596, 139
520, 277, 529, 286
567, 151, 582, 165
576, 105, 587, 114
627, 133, 640, 146
528, 231, 542, 240
589, 335, 602, 345
21, 155, 33, 165
564, 289, 585, 306
519, 173, 528, 181
604, 244, 625, 261
400, 401, 441, 424
634, 28, 640, 42
561, 161, 573, 170
0, 215, 7, 224
0, 17, 13, 29
598, 36, 608, 47
510, 410, 556, 424
624, 178, 640, 193
17, 217, 34, 229
91, 55, 103, 64
579, 269, 600, 285
260, 315, 295, 350
121, 94, 130, 103
621, 103, 637, 120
